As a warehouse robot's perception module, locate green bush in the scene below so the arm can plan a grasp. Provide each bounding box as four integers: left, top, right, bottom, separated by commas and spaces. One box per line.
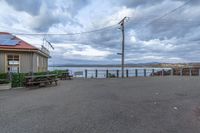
0, 73, 10, 84
0, 73, 7, 79
11, 73, 27, 87
33, 72, 47, 75
50, 70, 68, 75
32, 70, 67, 76
0, 79, 10, 84
0, 70, 68, 87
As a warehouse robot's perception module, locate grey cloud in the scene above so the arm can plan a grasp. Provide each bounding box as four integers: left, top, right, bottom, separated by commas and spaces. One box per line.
5, 0, 89, 32
31, 13, 59, 32
112, 0, 160, 8
54, 0, 200, 63
174, 0, 200, 5
44, 0, 89, 16
118, 0, 200, 8
2, 0, 200, 64
5, 0, 89, 16
5, 0, 42, 16
66, 0, 89, 15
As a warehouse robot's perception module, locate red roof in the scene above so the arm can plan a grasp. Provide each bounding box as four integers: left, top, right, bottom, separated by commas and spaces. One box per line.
0, 32, 38, 50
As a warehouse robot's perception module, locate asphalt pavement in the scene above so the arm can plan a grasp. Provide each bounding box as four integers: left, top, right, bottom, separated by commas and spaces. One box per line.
0, 76, 200, 133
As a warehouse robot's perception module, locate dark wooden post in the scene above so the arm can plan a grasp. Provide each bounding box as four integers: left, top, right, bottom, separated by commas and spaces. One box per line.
95, 70, 98, 78
152, 69, 154, 76
135, 69, 138, 77
144, 69, 146, 77
126, 69, 129, 77
106, 70, 109, 78
85, 69, 87, 78
117, 70, 119, 78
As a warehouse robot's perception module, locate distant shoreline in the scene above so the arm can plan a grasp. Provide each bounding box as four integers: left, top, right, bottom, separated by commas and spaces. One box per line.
49, 65, 145, 67
48, 63, 200, 68
48, 63, 160, 67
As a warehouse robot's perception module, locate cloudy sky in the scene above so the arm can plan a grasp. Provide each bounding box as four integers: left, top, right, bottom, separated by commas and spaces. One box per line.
0, 0, 200, 65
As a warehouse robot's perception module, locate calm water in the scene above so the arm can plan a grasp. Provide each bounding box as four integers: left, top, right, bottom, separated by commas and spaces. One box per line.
48, 66, 172, 78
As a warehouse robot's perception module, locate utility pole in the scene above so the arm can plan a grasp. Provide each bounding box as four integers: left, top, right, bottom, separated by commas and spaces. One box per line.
119, 17, 126, 78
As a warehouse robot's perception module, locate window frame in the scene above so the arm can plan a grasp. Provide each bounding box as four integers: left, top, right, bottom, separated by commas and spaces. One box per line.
6, 54, 20, 73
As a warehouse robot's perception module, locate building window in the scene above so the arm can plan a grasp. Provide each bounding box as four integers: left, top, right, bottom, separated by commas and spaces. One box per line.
7, 55, 20, 73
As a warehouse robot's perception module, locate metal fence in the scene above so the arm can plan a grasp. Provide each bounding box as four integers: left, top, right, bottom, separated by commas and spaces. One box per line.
73, 68, 200, 78
73, 68, 171, 78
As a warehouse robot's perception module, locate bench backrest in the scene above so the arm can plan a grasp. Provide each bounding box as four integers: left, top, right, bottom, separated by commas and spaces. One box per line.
74, 71, 83, 76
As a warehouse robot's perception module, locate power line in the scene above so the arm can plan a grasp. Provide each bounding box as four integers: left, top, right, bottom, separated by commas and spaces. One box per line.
126, 0, 192, 34
12, 24, 118, 36
124, 0, 192, 28
146, 0, 192, 26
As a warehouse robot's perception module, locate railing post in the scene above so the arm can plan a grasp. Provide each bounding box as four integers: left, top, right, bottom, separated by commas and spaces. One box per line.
106, 70, 109, 78
85, 69, 87, 78
189, 68, 192, 76
135, 69, 138, 77
180, 68, 183, 76
171, 68, 173, 76
95, 70, 98, 78
126, 69, 129, 77
199, 69, 200, 76
152, 69, 154, 76
161, 69, 164, 76
116, 70, 119, 78
144, 69, 146, 77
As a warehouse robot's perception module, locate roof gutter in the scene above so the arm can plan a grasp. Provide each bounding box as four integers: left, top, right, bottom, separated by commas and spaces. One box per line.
0, 48, 50, 58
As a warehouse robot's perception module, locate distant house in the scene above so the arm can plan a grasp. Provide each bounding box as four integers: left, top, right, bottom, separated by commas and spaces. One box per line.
0, 32, 50, 73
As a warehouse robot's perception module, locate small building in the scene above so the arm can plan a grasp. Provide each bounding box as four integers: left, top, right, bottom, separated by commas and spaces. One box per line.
0, 32, 50, 73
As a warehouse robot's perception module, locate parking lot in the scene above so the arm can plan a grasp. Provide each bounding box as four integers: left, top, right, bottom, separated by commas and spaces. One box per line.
0, 77, 200, 133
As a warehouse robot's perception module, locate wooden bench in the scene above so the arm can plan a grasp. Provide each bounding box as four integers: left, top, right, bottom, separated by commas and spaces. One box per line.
59, 72, 73, 80
25, 79, 58, 87
74, 71, 83, 77
24, 74, 58, 87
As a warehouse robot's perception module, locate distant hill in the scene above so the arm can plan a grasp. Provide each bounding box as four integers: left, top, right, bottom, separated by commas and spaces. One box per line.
49, 62, 160, 67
